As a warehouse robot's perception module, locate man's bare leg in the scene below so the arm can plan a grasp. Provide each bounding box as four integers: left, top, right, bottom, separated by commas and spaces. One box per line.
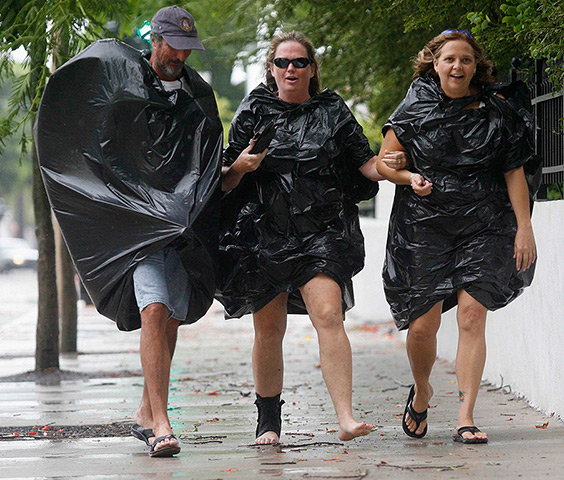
139, 303, 180, 453
135, 317, 179, 430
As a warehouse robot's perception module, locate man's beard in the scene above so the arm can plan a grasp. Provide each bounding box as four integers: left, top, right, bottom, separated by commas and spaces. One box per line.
157, 59, 183, 79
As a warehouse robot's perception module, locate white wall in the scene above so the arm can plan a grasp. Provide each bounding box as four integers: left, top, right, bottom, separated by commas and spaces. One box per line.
352, 197, 564, 418
437, 200, 564, 417
349, 181, 395, 322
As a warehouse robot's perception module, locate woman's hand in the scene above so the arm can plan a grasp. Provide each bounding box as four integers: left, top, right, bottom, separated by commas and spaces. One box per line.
504, 167, 536, 271
221, 140, 268, 191
381, 150, 407, 170
410, 173, 433, 196
514, 225, 536, 271
232, 140, 268, 174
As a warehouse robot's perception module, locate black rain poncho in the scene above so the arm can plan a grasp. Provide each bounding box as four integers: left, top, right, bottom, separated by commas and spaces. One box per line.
216, 84, 378, 318
383, 76, 541, 330
35, 39, 223, 331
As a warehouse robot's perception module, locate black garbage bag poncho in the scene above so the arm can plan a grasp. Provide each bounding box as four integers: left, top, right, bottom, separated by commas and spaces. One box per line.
383, 76, 541, 330
35, 39, 223, 331
216, 84, 378, 318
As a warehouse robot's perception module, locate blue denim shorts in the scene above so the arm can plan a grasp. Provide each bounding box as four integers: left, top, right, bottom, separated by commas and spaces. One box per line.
133, 246, 191, 321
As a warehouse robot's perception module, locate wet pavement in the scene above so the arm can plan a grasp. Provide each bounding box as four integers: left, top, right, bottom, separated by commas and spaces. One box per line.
0, 276, 563, 479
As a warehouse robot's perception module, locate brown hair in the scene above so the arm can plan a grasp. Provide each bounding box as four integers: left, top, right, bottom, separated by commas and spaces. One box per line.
265, 31, 321, 97
413, 31, 495, 87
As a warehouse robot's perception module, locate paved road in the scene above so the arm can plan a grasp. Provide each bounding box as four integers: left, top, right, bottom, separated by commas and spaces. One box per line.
0, 273, 563, 479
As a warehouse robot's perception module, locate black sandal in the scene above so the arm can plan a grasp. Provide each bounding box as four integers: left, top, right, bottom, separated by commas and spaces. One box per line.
255, 393, 285, 441
149, 434, 181, 457
402, 385, 428, 439
453, 425, 488, 444
131, 423, 155, 446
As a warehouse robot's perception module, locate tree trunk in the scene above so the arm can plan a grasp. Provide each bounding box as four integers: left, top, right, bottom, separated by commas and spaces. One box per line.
29, 34, 59, 371
55, 220, 77, 354
32, 133, 59, 371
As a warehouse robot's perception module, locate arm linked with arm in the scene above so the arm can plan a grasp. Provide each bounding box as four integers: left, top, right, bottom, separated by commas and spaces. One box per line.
376, 128, 433, 196
359, 150, 409, 181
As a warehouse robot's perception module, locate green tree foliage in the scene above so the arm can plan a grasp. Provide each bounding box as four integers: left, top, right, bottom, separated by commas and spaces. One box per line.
253, 0, 427, 124
468, 0, 564, 86
228, 0, 561, 127
242, 0, 506, 125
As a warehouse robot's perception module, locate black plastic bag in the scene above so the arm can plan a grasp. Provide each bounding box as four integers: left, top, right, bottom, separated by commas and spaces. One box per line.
383, 76, 541, 330
217, 84, 377, 318
35, 39, 223, 331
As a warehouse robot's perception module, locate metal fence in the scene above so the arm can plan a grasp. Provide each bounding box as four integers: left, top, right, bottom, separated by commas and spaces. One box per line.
530, 60, 564, 200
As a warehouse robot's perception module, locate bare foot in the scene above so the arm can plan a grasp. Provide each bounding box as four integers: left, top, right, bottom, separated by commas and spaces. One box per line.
405, 383, 434, 436
338, 420, 374, 441
255, 430, 279, 445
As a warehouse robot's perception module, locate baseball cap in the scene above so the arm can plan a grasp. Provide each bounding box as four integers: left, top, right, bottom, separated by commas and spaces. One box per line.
151, 6, 204, 51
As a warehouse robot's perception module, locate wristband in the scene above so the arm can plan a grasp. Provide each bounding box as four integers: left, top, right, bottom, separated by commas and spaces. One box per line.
409, 173, 416, 182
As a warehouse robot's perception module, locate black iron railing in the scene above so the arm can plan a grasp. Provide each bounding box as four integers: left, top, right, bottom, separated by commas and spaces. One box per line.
530, 60, 564, 200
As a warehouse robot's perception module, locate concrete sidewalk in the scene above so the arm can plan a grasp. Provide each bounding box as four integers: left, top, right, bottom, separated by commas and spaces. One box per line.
0, 301, 562, 479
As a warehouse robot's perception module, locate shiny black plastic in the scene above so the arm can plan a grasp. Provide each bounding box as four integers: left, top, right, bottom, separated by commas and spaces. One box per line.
35, 39, 223, 331
383, 76, 541, 330
216, 84, 378, 318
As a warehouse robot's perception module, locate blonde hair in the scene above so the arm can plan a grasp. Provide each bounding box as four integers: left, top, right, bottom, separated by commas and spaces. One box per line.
413, 31, 495, 87
265, 31, 321, 97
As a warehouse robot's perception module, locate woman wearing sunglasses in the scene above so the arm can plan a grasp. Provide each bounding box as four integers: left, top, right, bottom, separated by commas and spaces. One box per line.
376, 30, 539, 444
218, 31, 406, 444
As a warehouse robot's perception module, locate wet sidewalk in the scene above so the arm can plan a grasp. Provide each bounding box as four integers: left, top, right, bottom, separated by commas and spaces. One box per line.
0, 301, 562, 479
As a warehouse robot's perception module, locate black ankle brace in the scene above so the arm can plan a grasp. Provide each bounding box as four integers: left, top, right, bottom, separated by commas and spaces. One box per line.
254, 393, 285, 439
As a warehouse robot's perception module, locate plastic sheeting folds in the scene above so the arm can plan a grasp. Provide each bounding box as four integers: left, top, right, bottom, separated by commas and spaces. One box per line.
217, 84, 378, 318
383, 76, 541, 330
35, 39, 223, 331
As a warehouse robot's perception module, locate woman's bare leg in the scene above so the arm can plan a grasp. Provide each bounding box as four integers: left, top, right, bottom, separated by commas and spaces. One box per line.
404, 301, 442, 436
253, 293, 288, 444
455, 289, 488, 441
300, 274, 372, 441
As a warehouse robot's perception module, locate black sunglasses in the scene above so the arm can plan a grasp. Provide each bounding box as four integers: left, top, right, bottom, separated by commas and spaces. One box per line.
273, 57, 311, 69
440, 28, 474, 38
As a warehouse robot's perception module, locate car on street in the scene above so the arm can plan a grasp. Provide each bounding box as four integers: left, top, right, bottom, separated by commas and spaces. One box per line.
0, 237, 38, 272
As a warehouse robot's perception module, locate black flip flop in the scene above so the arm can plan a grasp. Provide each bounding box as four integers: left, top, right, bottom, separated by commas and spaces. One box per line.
402, 385, 428, 439
149, 434, 181, 457
131, 423, 155, 446
453, 425, 488, 444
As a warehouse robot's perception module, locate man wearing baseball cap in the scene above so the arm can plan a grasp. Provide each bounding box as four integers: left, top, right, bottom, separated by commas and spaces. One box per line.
129, 6, 215, 458
149, 5, 204, 81
37, 4, 222, 460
